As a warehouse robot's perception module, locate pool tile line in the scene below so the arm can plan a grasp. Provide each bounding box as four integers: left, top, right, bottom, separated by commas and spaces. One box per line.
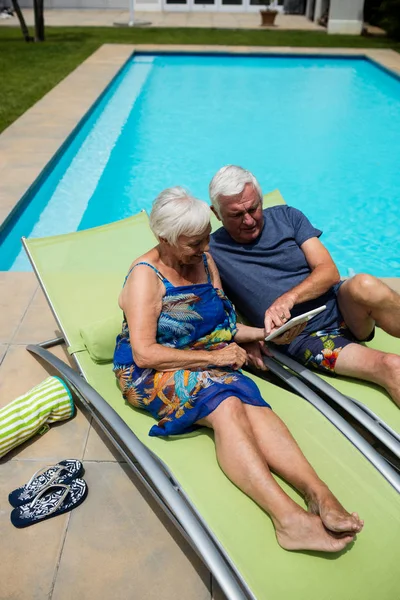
366, 55, 400, 81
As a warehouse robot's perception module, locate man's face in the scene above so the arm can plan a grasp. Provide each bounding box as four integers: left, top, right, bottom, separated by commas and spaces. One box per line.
213, 183, 264, 244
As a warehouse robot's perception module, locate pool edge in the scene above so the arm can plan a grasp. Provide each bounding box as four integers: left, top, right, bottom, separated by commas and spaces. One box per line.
1, 44, 400, 243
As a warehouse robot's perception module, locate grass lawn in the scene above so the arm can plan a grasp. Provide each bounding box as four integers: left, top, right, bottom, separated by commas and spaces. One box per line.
0, 25, 399, 134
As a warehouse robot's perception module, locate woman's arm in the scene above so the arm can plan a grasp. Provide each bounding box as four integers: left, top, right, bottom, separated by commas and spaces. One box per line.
234, 323, 265, 344
120, 265, 246, 371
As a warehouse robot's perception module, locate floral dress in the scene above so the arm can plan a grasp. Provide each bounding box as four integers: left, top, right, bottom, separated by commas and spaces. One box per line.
113, 255, 269, 437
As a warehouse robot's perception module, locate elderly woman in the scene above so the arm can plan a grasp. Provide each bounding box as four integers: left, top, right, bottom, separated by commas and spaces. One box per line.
113, 187, 363, 553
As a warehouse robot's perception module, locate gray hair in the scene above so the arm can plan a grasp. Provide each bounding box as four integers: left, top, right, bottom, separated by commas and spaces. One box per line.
209, 165, 262, 215
149, 186, 211, 246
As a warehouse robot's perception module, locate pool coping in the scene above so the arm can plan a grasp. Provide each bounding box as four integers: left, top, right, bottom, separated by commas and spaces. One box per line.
1, 44, 400, 238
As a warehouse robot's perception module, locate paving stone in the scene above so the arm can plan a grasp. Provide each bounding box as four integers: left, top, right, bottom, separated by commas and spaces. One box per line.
51, 461, 211, 600
0, 273, 38, 343
0, 460, 69, 600
0, 344, 7, 364
84, 420, 126, 462
0, 342, 74, 405
382, 278, 400, 294
12, 302, 60, 345
2, 150, 52, 171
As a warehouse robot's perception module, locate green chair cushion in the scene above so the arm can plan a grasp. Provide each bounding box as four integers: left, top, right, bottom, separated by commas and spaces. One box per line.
79, 312, 122, 363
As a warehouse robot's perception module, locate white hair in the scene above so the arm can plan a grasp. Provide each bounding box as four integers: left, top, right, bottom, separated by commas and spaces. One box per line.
209, 165, 262, 215
149, 186, 211, 246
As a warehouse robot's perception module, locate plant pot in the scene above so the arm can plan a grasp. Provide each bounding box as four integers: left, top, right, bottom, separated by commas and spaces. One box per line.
260, 9, 278, 26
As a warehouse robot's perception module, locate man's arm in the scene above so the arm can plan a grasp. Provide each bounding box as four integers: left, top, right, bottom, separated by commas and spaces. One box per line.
264, 237, 340, 335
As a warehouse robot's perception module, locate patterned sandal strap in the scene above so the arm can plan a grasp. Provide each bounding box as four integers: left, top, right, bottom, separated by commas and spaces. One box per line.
30, 483, 70, 517
25, 463, 67, 490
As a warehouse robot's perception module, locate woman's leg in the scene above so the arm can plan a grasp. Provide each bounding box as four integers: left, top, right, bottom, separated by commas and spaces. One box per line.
242, 404, 363, 534
198, 396, 356, 552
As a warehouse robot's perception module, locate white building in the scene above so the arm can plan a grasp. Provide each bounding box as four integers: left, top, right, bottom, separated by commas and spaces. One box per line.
307, 0, 365, 34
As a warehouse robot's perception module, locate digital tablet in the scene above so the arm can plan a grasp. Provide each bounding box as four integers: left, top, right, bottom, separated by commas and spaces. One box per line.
264, 305, 327, 342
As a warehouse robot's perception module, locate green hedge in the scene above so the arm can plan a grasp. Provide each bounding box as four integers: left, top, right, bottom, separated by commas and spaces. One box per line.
364, 0, 383, 26
381, 0, 400, 40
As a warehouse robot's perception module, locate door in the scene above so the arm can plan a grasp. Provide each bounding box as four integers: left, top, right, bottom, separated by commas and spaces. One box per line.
163, 0, 246, 11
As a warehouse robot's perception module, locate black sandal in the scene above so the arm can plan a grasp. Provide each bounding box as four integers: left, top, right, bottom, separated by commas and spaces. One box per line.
11, 478, 88, 528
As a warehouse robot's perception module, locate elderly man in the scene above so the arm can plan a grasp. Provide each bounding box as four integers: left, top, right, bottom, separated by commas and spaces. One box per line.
209, 165, 400, 406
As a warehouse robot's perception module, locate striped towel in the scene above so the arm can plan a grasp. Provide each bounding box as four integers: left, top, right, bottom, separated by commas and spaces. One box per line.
0, 376, 74, 458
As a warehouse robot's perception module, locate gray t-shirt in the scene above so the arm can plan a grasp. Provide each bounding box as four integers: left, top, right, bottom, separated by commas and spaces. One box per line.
209, 205, 343, 342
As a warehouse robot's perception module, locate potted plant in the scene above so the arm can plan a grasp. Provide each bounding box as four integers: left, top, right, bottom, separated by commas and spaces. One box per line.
260, 0, 279, 26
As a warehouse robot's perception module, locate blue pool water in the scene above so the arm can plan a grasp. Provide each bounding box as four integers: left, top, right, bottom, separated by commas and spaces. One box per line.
1, 54, 400, 274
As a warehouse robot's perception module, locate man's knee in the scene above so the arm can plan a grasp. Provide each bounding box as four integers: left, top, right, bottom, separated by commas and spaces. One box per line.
346, 273, 386, 306
380, 352, 400, 378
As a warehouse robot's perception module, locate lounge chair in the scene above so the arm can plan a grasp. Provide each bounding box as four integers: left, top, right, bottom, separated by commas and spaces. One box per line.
23, 212, 400, 600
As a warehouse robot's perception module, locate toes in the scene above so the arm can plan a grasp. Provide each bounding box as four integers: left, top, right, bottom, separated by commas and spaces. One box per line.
333, 535, 356, 551
342, 535, 356, 545
326, 529, 356, 540
322, 513, 361, 533
351, 512, 364, 531
352, 511, 363, 523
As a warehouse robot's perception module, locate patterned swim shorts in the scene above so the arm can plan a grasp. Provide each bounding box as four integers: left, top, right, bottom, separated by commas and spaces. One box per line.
286, 323, 375, 374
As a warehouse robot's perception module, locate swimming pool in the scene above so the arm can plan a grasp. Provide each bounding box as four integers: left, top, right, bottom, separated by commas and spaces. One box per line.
1, 53, 400, 274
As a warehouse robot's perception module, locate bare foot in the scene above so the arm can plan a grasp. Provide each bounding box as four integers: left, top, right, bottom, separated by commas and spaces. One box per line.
275, 509, 355, 553
307, 485, 364, 534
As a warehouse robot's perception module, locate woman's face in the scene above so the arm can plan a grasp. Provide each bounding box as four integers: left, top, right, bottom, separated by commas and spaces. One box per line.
171, 225, 211, 265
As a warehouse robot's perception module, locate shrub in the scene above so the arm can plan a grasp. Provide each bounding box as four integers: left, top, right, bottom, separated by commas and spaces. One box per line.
380, 0, 400, 39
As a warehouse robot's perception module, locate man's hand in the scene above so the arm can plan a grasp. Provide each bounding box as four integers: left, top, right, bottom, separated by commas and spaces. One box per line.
241, 341, 271, 372
264, 293, 297, 336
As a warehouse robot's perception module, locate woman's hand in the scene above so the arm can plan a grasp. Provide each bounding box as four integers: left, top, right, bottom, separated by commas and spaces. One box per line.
212, 343, 247, 370
269, 323, 306, 345
240, 341, 271, 371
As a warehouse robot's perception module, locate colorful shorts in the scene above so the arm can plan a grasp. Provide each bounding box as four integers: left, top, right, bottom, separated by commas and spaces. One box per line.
286, 323, 375, 374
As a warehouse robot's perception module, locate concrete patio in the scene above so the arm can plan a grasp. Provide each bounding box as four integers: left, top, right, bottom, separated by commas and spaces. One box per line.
1, 44, 400, 599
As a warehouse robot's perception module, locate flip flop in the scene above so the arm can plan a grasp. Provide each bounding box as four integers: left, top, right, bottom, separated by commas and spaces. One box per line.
8, 459, 84, 507
10, 478, 88, 528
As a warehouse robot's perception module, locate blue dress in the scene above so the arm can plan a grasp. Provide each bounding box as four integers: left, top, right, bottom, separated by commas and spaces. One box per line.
113, 255, 270, 437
